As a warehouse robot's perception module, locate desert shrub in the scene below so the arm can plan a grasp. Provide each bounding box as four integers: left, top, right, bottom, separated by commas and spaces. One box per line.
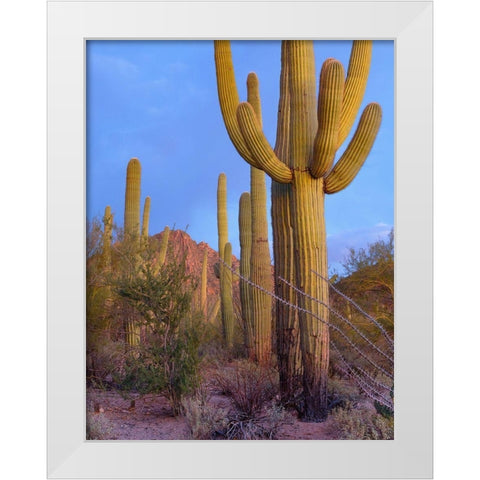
181, 390, 229, 440
213, 360, 278, 416
86, 412, 115, 440
326, 401, 394, 440
327, 376, 363, 410
222, 402, 290, 440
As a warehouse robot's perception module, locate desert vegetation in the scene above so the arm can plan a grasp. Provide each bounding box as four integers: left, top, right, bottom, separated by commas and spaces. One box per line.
86, 40, 393, 440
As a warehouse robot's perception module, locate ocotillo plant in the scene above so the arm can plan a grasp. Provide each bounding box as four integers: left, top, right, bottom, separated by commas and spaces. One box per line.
246, 73, 273, 364
238, 192, 253, 358
214, 40, 381, 420
217, 173, 233, 348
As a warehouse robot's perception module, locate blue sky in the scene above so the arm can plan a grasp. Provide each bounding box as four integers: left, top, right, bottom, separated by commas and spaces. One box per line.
86, 40, 393, 275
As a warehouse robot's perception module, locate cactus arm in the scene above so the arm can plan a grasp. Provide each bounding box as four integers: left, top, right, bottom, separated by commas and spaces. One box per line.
324, 102, 382, 194
214, 40, 258, 167
236, 102, 293, 184
155, 225, 170, 272
310, 59, 344, 178
337, 41, 372, 147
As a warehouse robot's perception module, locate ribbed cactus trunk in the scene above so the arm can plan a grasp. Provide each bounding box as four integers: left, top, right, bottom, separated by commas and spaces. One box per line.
124, 158, 141, 242
221, 242, 234, 348
156, 225, 170, 269
214, 40, 381, 421
141, 196, 151, 243
217, 173, 233, 348
102, 205, 113, 270
123, 158, 142, 347
238, 192, 253, 358
273, 43, 301, 402
246, 74, 273, 364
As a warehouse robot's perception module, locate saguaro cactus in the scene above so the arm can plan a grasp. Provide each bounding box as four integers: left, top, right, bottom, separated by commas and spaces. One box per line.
124, 157, 142, 242
246, 74, 274, 364
217, 173, 233, 347
123, 158, 142, 346
102, 205, 113, 269
221, 242, 234, 348
157, 225, 170, 268
214, 40, 381, 420
141, 196, 151, 242
238, 192, 253, 358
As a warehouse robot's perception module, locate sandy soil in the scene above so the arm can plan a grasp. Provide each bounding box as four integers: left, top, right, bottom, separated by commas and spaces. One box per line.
86, 387, 339, 440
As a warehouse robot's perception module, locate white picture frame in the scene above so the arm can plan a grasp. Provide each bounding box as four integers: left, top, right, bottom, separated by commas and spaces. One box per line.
47, 0, 433, 478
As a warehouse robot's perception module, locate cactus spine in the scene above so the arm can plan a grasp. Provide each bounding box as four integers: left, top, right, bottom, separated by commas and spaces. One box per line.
246, 73, 273, 364
238, 192, 253, 358
214, 40, 381, 420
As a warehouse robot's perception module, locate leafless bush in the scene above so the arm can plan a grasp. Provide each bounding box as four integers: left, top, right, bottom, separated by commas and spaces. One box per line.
213, 360, 278, 416
86, 411, 116, 440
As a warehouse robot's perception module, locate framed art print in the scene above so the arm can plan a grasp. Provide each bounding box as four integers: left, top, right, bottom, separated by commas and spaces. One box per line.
47, 0, 433, 478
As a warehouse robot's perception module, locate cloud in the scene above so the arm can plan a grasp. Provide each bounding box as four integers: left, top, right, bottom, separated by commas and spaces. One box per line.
327, 223, 393, 268
90, 53, 139, 78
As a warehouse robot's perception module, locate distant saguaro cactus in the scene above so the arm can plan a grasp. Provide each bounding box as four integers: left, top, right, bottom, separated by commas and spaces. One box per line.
221, 242, 234, 348
217, 173, 233, 348
238, 192, 253, 357
141, 196, 151, 242
123, 158, 142, 346
102, 205, 113, 269
214, 40, 381, 420
124, 158, 142, 242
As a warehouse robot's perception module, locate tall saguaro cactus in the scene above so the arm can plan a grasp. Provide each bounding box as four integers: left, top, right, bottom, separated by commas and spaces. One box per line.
217, 173, 233, 348
141, 196, 151, 242
123, 158, 142, 347
246, 74, 274, 364
238, 192, 253, 358
124, 157, 142, 242
214, 40, 382, 420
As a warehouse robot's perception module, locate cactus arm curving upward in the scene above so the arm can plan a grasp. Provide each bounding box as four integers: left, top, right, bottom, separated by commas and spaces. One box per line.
324, 102, 382, 194
236, 103, 292, 183
310, 59, 344, 178
214, 40, 258, 167
338, 41, 373, 147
